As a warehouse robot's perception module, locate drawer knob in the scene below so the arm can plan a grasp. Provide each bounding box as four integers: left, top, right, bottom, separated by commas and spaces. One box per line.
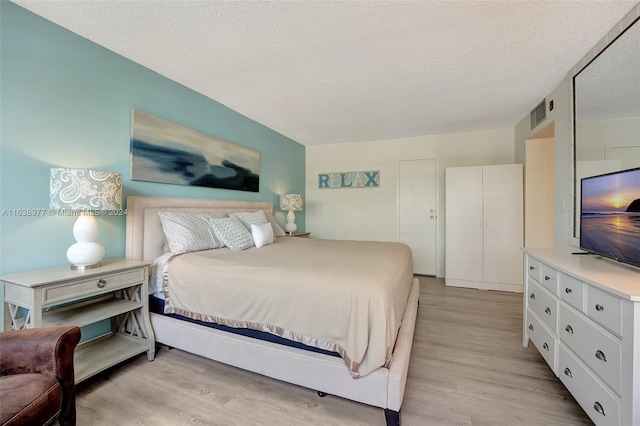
544, 275, 551, 281
544, 307, 551, 315
595, 304, 604, 311
595, 350, 607, 362
542, 342, 549, 351
565, 288, 572, 294
565, 325, 574, 334
529, 266, 535, 270
530, 293, 535, 300
593, 401, 606, 416
564, 367, 572, 378
97, 279, 107, 288
528, 324, 534, 331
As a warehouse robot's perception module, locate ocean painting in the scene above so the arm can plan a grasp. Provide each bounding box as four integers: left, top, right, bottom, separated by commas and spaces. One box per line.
130, 110, 260, 192
580, 168, 640, 265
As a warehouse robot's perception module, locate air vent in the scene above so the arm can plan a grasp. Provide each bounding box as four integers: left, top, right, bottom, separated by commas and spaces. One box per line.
530, 99, 546, 129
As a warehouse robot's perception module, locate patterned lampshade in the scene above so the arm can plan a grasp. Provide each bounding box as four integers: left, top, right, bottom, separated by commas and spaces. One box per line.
279, 194, 303, 211
50, 168, 122, 211
49, 168, 123, 270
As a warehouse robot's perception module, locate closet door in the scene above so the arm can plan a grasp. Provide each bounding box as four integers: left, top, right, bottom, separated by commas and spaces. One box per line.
482, 164, 523, 285
398, 158, 437, 275
445, 166, 483, 282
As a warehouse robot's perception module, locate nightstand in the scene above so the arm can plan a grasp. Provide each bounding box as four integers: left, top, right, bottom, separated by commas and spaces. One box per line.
281, 232, 311, 238
1, 258, 155, 383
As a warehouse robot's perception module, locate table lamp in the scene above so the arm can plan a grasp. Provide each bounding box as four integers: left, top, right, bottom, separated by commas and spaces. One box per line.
279, 194, 303, 234
50, 168, 122, 269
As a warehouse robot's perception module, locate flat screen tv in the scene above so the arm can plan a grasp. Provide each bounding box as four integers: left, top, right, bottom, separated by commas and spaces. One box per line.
580, 167, 640, 268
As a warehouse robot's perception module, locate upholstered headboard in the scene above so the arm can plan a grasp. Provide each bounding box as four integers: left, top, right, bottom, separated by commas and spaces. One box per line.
125, 196, 275, 262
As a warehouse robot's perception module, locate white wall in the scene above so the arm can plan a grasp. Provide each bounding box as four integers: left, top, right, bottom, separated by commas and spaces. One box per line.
515, 78, 575, 251
514, 5, 640, 252
306, 127, 515, 278
576, 116, 640, 166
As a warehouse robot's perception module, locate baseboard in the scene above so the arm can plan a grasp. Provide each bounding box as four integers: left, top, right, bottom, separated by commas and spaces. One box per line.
445, 278, 522, 293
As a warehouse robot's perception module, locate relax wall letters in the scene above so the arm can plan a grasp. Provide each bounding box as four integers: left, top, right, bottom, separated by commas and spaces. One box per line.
318, 170, 380, 189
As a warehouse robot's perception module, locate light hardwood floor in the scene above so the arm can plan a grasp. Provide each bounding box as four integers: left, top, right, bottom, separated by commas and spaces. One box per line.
76, 277, 592, 425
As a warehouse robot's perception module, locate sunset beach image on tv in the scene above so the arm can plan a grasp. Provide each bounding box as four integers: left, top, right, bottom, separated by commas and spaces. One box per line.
580, 167, 640, 267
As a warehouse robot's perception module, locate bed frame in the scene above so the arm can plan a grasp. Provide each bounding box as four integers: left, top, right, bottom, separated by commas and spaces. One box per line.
125, 196, 419, 426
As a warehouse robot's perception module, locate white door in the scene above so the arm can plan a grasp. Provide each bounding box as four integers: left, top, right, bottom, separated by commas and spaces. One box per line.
398, 158, 437, 275
445, 166, 483, 282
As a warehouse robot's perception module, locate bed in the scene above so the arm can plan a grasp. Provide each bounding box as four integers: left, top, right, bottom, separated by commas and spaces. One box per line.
125, 196, 420, 426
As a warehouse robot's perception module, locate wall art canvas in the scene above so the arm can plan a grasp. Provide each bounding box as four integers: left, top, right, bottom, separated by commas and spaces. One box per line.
130, 110, 260, 192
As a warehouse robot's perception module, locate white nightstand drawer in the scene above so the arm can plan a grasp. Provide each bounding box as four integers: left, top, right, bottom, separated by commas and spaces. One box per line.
527, 308, 557, 373
587, 286, 622, 337
560, 273, 585, 311
559, 343, 620, 426
559, 303, 621, 394
527, 257, 541, 281
42, 269, 145, 306
539, 263, 558, 295
528, 280, 558, 333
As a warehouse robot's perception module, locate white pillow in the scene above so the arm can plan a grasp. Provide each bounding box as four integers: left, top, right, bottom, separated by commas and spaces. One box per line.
251, 223, 274, 248
158, 212, 224, 254
209, 216, 254, 251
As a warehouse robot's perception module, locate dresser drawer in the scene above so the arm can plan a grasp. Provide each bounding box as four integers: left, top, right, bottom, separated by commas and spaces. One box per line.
527, 308, 557, 373
42, 268, 145, 306
559, 303, 621, 394
559, 343, 620, 426
587, 286, 622, 337
539, 263, 559, 295
559, 273, 585, 311
527, 280, 558, 333
527, 257, 541, 282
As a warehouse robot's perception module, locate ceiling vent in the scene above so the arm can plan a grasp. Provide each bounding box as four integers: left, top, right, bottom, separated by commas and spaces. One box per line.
530, 99, 547, 129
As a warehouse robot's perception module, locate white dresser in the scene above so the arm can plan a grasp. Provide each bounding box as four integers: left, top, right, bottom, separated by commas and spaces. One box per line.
523, 249, 640, 426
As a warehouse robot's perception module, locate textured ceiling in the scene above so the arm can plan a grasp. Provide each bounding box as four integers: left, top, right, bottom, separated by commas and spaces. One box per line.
11, 0, 639, 146
575, 18, 640, 122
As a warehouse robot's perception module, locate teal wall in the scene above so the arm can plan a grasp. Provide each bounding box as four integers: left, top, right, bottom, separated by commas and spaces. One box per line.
0, 2, 305, 276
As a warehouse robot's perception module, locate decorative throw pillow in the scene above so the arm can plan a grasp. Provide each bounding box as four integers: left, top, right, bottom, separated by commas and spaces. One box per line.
265, 211, 286, 237
158, 212, 225, 254
251, 223, 274, 248
209, 216, 254, 251
230, 210, 268, 230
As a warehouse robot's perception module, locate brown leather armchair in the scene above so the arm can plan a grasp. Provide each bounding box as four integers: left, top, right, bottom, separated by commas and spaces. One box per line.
0, 326, 81, 426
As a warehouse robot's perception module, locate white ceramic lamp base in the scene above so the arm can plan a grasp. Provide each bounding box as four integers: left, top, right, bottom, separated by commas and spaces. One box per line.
67, 214, 105, 270
285, 210, 297, 234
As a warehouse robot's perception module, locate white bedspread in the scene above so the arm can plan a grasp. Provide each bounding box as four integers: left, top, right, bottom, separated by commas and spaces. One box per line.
161, 237, 413, 378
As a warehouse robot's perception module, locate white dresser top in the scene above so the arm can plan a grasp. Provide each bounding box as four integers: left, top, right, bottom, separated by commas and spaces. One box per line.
523, 248, 640, 301
0, 258, 149, 288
